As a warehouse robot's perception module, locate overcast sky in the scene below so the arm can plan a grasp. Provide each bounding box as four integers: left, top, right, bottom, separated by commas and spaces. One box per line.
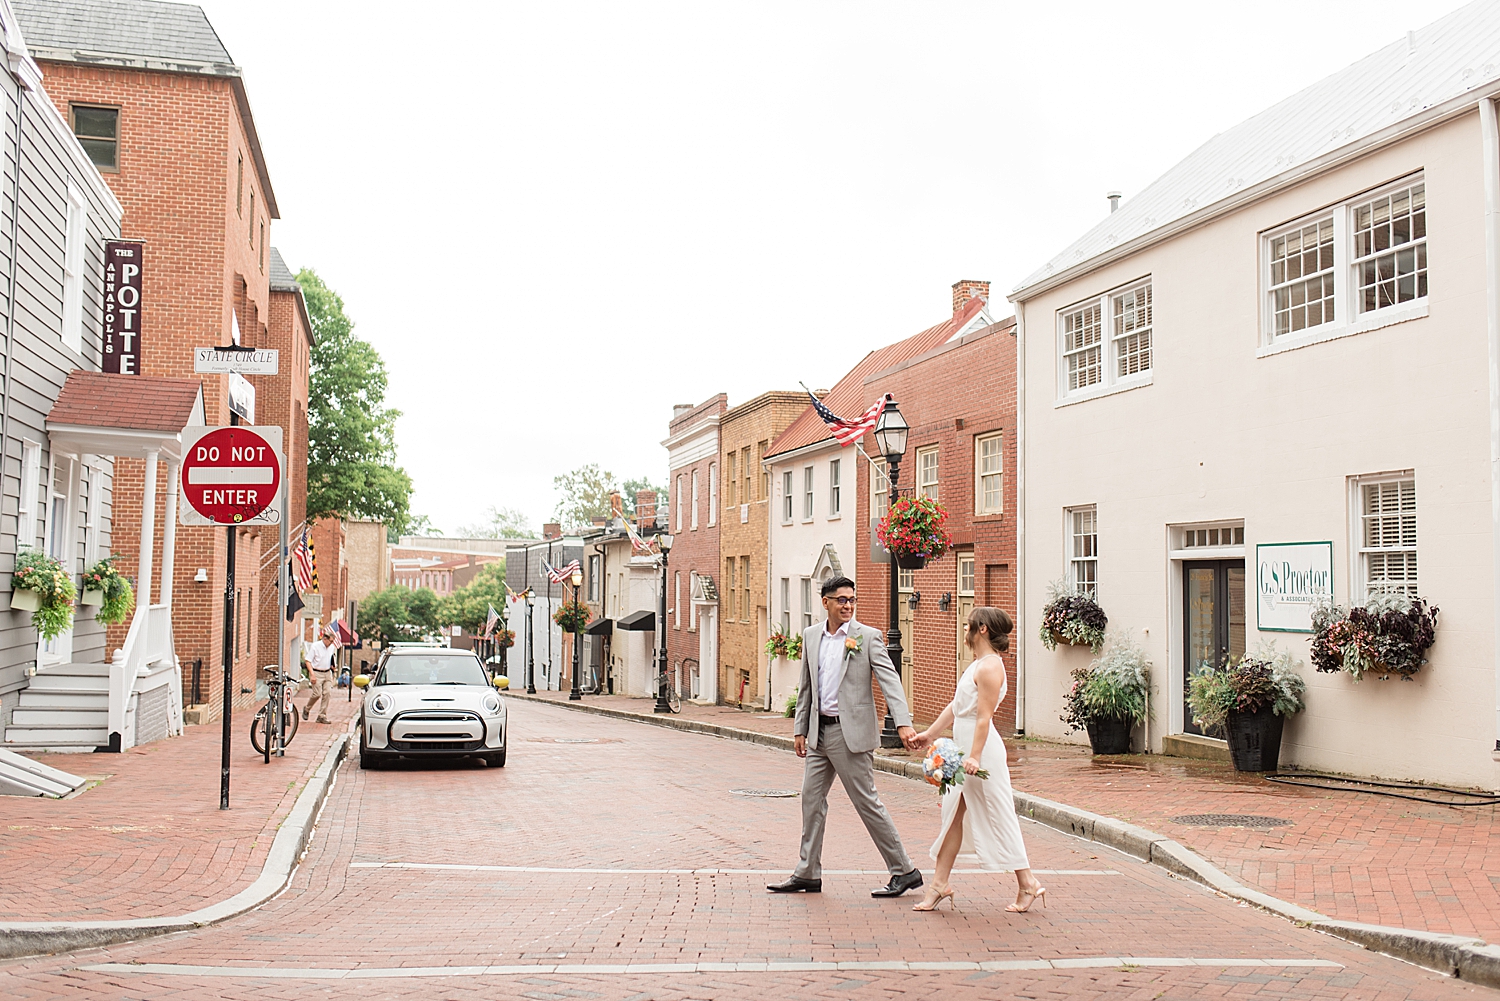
188, 0, 1467, 535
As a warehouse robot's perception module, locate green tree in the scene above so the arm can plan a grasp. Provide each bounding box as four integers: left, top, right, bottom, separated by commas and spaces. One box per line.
405, 587, 444, 638
403, 514, 444, 538
439, 561, 508, 634
358, 585, 444, 645
552, 463, 620, 527
298, 268, 414, 534
457, 506, 534, 539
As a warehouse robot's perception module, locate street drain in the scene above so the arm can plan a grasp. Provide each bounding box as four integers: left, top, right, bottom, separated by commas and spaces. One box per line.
730, 788, 799, 798
1171, 814, 1292, 828
554, 738, 600, 743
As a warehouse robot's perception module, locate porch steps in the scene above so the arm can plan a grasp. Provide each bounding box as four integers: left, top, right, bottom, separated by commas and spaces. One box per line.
3, 662, 110, 753
1162, 732, 1231, 762
0, 747, 85, 797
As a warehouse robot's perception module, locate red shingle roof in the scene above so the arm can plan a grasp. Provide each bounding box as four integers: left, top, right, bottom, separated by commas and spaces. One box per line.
765, 296, 990, 459
47, 371, 202, 433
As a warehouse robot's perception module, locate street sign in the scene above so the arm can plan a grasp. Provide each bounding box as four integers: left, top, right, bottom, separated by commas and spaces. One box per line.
194, 347, 279, 374
228, 373, 255, 422
179, 425, 284, 526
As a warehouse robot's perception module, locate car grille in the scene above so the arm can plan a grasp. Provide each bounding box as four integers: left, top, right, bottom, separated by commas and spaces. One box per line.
389, 709, 484, 752
389, 738, 484, 752
398, 710, 480, 722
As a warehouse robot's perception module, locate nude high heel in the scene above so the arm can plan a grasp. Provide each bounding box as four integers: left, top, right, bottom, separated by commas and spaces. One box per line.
912, 885, 957, 912
1006, 886, 1046, 913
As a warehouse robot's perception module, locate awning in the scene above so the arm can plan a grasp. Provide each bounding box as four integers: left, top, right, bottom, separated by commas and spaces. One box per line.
46, 371, 205, 460
615, 609, 656, 631
585, 617, 612, 635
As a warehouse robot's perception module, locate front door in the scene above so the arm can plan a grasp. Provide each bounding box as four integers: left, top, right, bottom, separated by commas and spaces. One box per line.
1182, 560, 1246, 736
955, 554, 976, 679
898, 567, 915, 698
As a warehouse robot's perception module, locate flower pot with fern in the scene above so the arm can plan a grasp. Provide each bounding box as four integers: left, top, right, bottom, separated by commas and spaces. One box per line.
82, 554, 135, 625
11, 548, 76, 640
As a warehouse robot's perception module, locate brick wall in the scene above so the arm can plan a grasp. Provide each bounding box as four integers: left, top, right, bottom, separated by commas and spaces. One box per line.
855, 318, 1018, 733
665, 395, 726, 699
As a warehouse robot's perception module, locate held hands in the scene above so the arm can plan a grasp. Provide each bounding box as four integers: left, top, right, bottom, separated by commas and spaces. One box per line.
897, 726, 918, 750
907, 730, 933, 751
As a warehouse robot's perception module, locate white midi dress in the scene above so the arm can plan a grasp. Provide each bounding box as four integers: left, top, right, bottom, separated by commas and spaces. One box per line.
929, 656, 1031, 871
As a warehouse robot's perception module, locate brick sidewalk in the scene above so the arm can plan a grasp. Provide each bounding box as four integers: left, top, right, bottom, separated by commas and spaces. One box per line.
0, 687, 358, 921
519, 688, 1500, 944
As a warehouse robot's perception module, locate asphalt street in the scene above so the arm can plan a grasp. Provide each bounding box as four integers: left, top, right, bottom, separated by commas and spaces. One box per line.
0, 699, 1490, 1000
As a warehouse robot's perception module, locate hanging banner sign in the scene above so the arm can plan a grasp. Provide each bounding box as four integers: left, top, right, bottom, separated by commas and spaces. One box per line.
1255, 541, 1334, 633
179, 425, 284, 526
102, 241, 144, 374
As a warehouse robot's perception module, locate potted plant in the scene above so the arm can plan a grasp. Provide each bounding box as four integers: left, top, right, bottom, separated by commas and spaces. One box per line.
784, 633, 803, 660
1038, 579, 1108, 653
764, 626, 789, 660
1187, 645, 1307, 771
783, 687, 798, 718
876, 495, 953, 570
495, 627, 516, 648
1310, 590, 1438, 681
10, 548, 76, 640
1059, 635, 1150, 754
82, 555, 135, 625
553, 600, 590, 634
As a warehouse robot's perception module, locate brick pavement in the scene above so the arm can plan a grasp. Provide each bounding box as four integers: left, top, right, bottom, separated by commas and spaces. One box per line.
517, 689, 1500, 945
0, 689, 357, 921
0, 699, 1486, 1000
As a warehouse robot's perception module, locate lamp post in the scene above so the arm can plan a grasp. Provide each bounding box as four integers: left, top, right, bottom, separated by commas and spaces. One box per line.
569, 568, 585, 700
653, 533, 674, 713
524, 589, 537, 694
873, 398, 910, 749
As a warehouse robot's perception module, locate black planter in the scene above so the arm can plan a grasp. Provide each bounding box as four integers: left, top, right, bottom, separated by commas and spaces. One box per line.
896, 554, 928, 570
1225, 707, 1285, 772
1085, 715, 1131, 755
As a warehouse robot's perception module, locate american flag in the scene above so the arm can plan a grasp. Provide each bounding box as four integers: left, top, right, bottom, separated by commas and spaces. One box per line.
543, 558, 581, 585
292, 528, 316, 593
484, 603, 500, 638
806, 388, 892, 448
626, 522, 656, 555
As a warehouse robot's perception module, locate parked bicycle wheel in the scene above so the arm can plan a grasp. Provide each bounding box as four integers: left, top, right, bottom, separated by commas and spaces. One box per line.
249, 701, 300, 755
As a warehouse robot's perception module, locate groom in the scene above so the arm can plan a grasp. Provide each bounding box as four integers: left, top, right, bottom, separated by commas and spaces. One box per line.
768, 575, 924, 897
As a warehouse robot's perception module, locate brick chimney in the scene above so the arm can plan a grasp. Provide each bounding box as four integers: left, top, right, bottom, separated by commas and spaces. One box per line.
542, 522, 561, 540
952, 279, 991, 315
592, 516, 607, 527
635, 490, 657, 535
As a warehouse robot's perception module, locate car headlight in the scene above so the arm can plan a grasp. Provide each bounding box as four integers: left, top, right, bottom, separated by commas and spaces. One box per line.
482, 694, 501, 715
370, 693, 393, 715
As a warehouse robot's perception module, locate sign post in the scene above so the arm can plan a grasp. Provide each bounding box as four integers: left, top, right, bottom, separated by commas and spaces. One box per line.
180, 424, 284, 809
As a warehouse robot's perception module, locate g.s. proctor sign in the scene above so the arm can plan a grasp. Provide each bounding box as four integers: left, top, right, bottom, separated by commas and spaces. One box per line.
1256, 541, 1333, 633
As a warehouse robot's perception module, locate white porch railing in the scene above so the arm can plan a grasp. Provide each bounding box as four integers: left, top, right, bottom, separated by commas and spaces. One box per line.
108, 603, 180, 750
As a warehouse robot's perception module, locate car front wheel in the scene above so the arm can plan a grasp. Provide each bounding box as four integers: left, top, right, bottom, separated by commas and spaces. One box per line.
485, 748, 506, 768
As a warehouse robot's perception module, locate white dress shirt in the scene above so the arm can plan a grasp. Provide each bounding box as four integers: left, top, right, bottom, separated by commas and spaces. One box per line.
308, 639, 337, 673
817, 619, 852, 716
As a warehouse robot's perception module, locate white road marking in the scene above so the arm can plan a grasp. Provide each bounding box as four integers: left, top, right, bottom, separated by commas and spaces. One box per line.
346, 863, 1120, 875
81, 958, 1344, 979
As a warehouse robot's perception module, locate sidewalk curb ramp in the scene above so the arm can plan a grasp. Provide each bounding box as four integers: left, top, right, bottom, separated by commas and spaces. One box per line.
0, 730, 351, 960
506, 691, 1500, 989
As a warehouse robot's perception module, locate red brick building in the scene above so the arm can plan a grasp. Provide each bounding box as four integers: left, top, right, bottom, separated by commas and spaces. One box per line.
855, 281, 1019, 732
17, 0, 306, 716
664, 395, 725, 702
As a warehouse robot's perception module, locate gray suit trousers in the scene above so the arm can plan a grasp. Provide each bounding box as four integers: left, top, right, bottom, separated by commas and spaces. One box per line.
794, 720, 912, 879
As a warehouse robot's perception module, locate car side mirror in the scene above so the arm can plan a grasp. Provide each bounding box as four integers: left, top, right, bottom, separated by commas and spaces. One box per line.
353, 675, 370, 689
492, 675, 510, 690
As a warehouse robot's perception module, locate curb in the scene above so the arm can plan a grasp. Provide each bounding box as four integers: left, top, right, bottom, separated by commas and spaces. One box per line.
0, 729, 351, 961
507, 691, 1500, 989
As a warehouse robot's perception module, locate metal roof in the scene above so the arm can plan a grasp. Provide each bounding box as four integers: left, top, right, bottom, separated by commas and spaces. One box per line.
1013, 0, 1500, 298
13, 0, 234, 71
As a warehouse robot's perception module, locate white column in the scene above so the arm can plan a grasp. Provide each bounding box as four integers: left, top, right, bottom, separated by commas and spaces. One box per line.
137, 450, 158, 611
157, 459, 179, 609
1480, 97, 1500, 760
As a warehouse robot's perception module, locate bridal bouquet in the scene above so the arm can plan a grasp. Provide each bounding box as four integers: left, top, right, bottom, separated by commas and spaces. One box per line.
922, 737, 988, 796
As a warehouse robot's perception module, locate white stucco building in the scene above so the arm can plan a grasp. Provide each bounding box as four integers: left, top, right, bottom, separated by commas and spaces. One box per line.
1010, 1, 1500, 788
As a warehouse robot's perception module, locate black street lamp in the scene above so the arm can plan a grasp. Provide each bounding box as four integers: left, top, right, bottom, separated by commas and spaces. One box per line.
653, 533, 675, 714
873, 398, 910, 749
568, 567, 585, 701
524, 589, 537, 694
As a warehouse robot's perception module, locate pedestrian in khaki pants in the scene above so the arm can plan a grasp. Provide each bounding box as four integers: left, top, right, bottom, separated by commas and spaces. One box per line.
303, 624, 341, 723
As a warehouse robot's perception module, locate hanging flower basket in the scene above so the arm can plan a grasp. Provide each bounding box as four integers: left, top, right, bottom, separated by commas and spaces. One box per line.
876, 496, 952, 566
764, 628, 789, 659
1038, 579, 1107, 653
1310, 591, 1438, 681
553, 600, 590, 634
10, 548, 76, 640
495, 627, 516, 649
82, 554, 135, 625
785, 633, 804, 660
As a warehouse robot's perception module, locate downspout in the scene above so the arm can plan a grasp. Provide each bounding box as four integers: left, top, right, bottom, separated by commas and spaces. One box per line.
1014, 302, 1027, 735
1481, 96, 1500, 760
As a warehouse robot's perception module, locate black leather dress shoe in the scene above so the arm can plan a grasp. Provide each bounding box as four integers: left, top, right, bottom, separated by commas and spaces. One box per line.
871, 868, 924, 897
766, 875, 822, 893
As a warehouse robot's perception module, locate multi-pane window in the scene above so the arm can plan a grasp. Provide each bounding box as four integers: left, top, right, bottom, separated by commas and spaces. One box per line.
872, 458, 889, 519
803, 465, 814, 519
780, 578, 791, 633
741, 447, 752, 506
62, 183, 87, 354
1061, 301, 1103, 392
71, 105, 119, 171
18, 440, 41, 547
1354, 182, 1426, 314
1357, 474, 1417, 598
958, 555, 975, 595
1112, 282, 1152, 377
801, 578, 813, 630
707, 463, 717, 526
917, 447, 939, 501
236, 152, 244, 215
725, 558, 736, 621
725, 452, 737, 507
588, 555, 600, 601
1183, 525, 1245, 548
758, 441, 769, 499
1269, 218, 1335, 335
691, 470, 700, 530
741, 556, 751, 620
674, 571, 681, 629
675, 475, 684, 532
829, 458, 841, 516
975, 432, 1003, 514
1067, 506, 1098, 598
782, 470, 793, 523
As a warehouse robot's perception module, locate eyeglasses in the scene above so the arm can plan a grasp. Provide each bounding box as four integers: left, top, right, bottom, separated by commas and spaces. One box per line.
828, 596, 857, 607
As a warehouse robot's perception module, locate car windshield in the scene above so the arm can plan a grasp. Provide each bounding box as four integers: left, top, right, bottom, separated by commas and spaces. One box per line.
376, 655, 488, 687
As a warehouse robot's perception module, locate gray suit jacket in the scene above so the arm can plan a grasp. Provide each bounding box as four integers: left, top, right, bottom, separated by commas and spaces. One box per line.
793, 620, 913, 754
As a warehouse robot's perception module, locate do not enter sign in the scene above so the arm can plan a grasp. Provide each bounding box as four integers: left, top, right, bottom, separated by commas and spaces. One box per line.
179, 425, 284, 526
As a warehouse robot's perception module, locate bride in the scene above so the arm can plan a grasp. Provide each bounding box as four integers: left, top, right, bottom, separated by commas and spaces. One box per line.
910, 606, 1045, 913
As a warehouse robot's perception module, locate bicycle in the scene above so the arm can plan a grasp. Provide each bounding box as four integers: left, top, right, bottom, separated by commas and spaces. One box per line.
250, 666, 301, 759
655, 667, 682, 713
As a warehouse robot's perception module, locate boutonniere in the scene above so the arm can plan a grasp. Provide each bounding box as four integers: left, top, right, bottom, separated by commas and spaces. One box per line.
844, 634, 862, 660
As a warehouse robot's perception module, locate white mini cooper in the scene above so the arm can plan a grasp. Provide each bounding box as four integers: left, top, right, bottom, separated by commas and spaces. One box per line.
354, 647, 508, 769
